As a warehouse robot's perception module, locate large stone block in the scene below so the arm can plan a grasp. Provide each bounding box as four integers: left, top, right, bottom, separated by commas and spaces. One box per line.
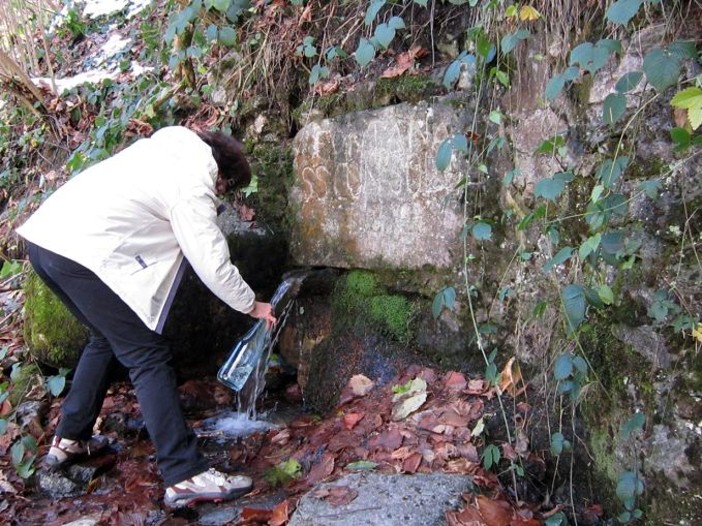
290, 98, 471, 270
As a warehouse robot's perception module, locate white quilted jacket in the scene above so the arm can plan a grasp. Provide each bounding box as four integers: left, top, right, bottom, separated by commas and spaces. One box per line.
17, 126, 255, 332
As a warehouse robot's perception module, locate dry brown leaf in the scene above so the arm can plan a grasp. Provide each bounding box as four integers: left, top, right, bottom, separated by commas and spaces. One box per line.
465, 379, 487, 395
269, 499, 290, 526
298, 3, 313, 24
390, 446, 413, 460
271, 429, 291, 445
674, 107, 688, 128
369, 428, 403, 451
342, 412, 365, 430
476, 495, 512, 526
313, 485, 359, 506
306, 452, 335, 484
313, 78, 340, 95
446, 506, 486, 526
402, 452, 423, 473
444, 371, 468, 390
241, 507, 273, 522
339, 374, 374, 405
498, 357, 523, 397
501, 442, 517, 461
238, 204, 256, 222
445, 458, 479, 474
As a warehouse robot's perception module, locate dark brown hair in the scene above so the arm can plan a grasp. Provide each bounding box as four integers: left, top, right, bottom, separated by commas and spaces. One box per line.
196, 130, 252, 190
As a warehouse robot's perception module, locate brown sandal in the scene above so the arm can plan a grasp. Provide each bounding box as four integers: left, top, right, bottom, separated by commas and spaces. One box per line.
42, 435, 109, 469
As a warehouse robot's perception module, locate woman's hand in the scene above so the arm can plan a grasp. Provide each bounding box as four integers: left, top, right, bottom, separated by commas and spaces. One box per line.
248, 301, 277, 329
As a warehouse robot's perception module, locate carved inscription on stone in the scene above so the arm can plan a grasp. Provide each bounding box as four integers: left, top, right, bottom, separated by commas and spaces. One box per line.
290, 101, 469, 269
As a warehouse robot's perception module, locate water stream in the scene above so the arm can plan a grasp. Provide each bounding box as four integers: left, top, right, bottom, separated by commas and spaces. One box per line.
212, 272, 308, 435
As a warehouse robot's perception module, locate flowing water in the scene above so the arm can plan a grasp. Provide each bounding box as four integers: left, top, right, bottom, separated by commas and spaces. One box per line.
216, 272, 307, 430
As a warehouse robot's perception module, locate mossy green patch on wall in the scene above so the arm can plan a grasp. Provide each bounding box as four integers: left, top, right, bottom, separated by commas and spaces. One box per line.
23, 271, 87, 369
333, 270, 417, 342
246, 142, 294, 234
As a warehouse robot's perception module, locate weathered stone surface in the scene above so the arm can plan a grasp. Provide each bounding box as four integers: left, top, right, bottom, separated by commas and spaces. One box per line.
290, 98, 471, 270
288, 472, 475, 526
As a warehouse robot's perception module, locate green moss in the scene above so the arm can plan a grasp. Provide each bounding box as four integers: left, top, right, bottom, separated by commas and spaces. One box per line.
247, 142, 294, 234
23, 271, 87, 368
369, 295, 416, 342
374, 75, 441, 106
333, 270, 417, 342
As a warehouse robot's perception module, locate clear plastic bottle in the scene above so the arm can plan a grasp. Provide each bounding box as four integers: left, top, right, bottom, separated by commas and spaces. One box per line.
218, 273, 304, 392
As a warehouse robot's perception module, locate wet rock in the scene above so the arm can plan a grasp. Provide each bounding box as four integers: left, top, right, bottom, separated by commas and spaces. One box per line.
36, 470, 82, 498
611, 324, 671, 369
288, 472, 474, 526
36, 454, 117, 499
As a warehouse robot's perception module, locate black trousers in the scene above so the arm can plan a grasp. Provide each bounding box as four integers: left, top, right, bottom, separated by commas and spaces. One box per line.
27, 242, 208, 486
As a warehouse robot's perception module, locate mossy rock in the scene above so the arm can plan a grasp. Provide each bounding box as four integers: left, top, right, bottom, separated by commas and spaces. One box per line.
333, 270, 418, 343
23, 271, 88, 369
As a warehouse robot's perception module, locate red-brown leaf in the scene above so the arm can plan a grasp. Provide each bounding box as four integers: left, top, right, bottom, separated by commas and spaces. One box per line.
402, 452, 423, 473
476, 496, 513, 526
446, 506, 487, 526
313, 485, 359, 506
269, 499, 290, 526
343, 412, 365, 430
306, 452, 335, 484
445, 371, 468, 390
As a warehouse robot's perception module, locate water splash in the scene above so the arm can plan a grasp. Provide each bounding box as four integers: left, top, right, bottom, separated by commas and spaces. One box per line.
218, 272, 307, 418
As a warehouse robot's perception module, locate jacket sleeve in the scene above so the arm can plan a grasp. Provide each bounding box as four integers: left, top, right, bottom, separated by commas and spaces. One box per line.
168, 192, 256, 314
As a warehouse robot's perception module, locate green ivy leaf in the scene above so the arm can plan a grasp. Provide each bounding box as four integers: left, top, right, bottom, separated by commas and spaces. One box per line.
534, 177, 566, 202
639, 180, 660, 199
616, 471, 641, 501
218, 26, 236, 47
545, 512, 568, 526
596, 157, 629, 188
413, 0, 428, 6
472, 222, 492, 241
615, 71, 643, 93
545, 74, 565, 102
603, 93, 627, 124
355, 38, 376, 67
364, 0, 386, 26
435, 139, 453, 171
432, 287, 456, 318
452, 134, 469, 153
211, 0, 230, 11
578, 233, 602, 260
374, 23, 395, 49
388, 16, 406, 30
501, 29, 530, 54
346, 460, 378, 471
606, 0, 644, 26
550, 432, 566, 455
46, 376, 66, 397
672, 87, 702, 130
205, 24, 219, 42
535, 135, 566, 154
543, 247, 574, 273
670, 127, 691, 150
620, 412, 645, 439
553, 354, 573, 381
643, 47, 681, 91
562, 284, 587, 332
598, 284, 615, 305
667, 40, 697, 61
503, 168, 520, 186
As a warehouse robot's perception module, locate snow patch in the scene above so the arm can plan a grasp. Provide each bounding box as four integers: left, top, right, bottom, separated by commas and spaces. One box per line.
33, 70, 118, 94
82, 0, 152, 19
